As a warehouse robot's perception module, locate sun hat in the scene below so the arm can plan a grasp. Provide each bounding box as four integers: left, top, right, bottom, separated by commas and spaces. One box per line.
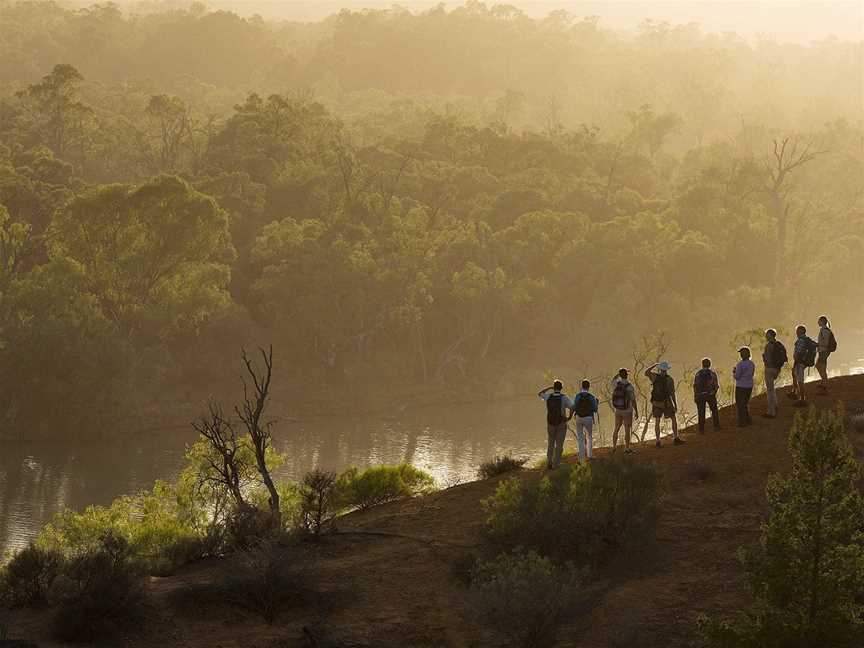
658, 361, 671, 371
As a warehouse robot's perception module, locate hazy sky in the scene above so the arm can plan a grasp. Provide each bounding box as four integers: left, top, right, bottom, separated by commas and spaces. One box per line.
188, 0, 864, 43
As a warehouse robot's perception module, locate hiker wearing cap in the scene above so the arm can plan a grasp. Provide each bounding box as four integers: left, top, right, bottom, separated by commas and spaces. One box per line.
572, 379, 599, 462
538, 380, 574, 469
732, 347, 755, 427
815, 316, 837, 393
611, 368, 638, 454
762, 328, 787, 418
693, 358, 721, 432
790, 324, 818, 407
645, 361, 683, 447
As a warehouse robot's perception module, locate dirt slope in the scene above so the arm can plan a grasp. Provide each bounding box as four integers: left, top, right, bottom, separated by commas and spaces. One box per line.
6, 375, 864, 648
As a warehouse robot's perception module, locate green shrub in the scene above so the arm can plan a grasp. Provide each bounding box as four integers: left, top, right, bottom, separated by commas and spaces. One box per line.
338, 464, 435, 510
300, 469, 343, 537
699, 407, 864, 648
484, 459, 661, 567
223, 538, 302, 623
478, 455, 528, 479
51, 531, 146, 642
469, 549, 580, 648
37, 477, 209, 576
0, 543, 61, 607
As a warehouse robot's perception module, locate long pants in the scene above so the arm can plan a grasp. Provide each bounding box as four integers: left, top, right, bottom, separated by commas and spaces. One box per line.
546, 422, 567, 469
735, 386, 753, 426
695, 395, 720, 431
816, 352, 830, 387
764, 367, 780, 416
574, 416, 594, 462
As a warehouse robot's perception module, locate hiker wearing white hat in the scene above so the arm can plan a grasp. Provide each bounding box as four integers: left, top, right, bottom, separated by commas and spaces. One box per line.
645, 361, 683, 447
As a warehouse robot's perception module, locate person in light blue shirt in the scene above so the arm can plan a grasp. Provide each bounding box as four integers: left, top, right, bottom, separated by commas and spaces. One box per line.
571, 379, 599, 462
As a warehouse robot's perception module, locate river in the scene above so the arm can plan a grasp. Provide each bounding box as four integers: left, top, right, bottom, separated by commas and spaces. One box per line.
1, 396, 602, 555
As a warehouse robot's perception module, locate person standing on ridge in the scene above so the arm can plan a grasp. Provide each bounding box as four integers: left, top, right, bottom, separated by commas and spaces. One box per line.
693, 357, 721, 433
645, 361, 683, 447
761, 328, 787, 418
732, 347, 755, 427
790, 324, 818, 407
815, 315, 836, 394
538, 379, 573, 469
572, 379, 599, 462
611, 368, 638, 454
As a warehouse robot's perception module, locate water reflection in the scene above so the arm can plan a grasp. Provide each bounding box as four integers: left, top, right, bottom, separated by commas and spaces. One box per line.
1, 397, 548, 554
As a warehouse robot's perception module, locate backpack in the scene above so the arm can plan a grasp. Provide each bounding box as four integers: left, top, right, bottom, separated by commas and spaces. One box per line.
546, 394, 565, 426
801, 337, 818, 368
693, 368, 717, 397
611, 381, 631, 410
827, 329, 837, 353
770, 340, 789, 369
651, 374, 672, 405
574, 393, 594, 418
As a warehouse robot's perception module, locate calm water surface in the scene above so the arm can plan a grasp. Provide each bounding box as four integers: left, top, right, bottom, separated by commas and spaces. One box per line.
2, 396, 603, 555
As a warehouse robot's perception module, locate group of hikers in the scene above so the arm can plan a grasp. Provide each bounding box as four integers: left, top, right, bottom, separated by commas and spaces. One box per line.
538, 316, 838, 469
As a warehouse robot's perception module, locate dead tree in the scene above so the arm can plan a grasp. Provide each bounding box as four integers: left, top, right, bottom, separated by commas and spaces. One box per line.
191, 400, 251, 513
762, 137, 827, 287
237, 346, 280, 517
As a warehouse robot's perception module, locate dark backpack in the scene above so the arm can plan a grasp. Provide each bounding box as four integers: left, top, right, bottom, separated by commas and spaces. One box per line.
546, 394, 565, 426
693, 368, 717, 397
769, 340, 788, 369
801, 337, 818, 368
573, 392, 594, 418
651, 374, 672, 404
611, 381, 630, 410
827, 329, 837, 353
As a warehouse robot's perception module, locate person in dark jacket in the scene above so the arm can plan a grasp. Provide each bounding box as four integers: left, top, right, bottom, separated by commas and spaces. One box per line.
693, 357, 721, 432
762, 328, 787, 418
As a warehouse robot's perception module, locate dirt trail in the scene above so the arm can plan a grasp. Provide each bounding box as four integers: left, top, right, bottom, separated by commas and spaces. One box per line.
5, 375, 864, 648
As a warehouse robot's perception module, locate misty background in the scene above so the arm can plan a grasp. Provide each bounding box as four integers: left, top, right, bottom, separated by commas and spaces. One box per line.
0, 0, 862, 551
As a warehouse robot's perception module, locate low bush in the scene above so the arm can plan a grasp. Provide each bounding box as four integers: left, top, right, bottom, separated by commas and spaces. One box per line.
849, 412, 864, 434
469, 549, 580, 648
338, 464, 435, 510
0, 543, 61, 607
300, 469, 342, 537
484, 459, 661, 568
223, 538, 302, 623
51, 531, 146, 642
684, 457, 715, 482
478, 455, 527, 479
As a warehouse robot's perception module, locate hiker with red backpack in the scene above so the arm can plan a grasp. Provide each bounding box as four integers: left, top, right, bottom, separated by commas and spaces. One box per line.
611, 368, 639, 454
538, 380, 574, 469
572, 380, 599, 462
761, 328, 787, 418
815, 315, 837, 393
790, 325, 818, 406
645, 361, 683, 447
732, 347, 756, 427
693, 358, 721, 432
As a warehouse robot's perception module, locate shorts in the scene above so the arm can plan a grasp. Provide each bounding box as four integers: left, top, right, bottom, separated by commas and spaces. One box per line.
614, 410, 633, 426
793, 363, 806, 383
652, 402, 676, 419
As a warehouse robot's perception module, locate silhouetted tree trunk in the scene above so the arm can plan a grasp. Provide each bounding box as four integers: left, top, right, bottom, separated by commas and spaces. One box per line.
238, 346, 280, 517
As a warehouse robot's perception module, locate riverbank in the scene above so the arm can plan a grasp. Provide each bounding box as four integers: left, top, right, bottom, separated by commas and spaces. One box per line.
4, 374, 864, 647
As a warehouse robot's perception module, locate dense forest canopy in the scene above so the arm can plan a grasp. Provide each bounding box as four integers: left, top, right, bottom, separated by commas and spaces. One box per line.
0, 0, 862, 437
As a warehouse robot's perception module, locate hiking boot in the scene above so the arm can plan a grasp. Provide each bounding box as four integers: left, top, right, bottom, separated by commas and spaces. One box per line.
673, 437, 685, 445
761, 413, 775, 419
624, 448, 635, 454
655, 440, 662, 448
792, 400, 808, 408
786, 392, 800, 400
